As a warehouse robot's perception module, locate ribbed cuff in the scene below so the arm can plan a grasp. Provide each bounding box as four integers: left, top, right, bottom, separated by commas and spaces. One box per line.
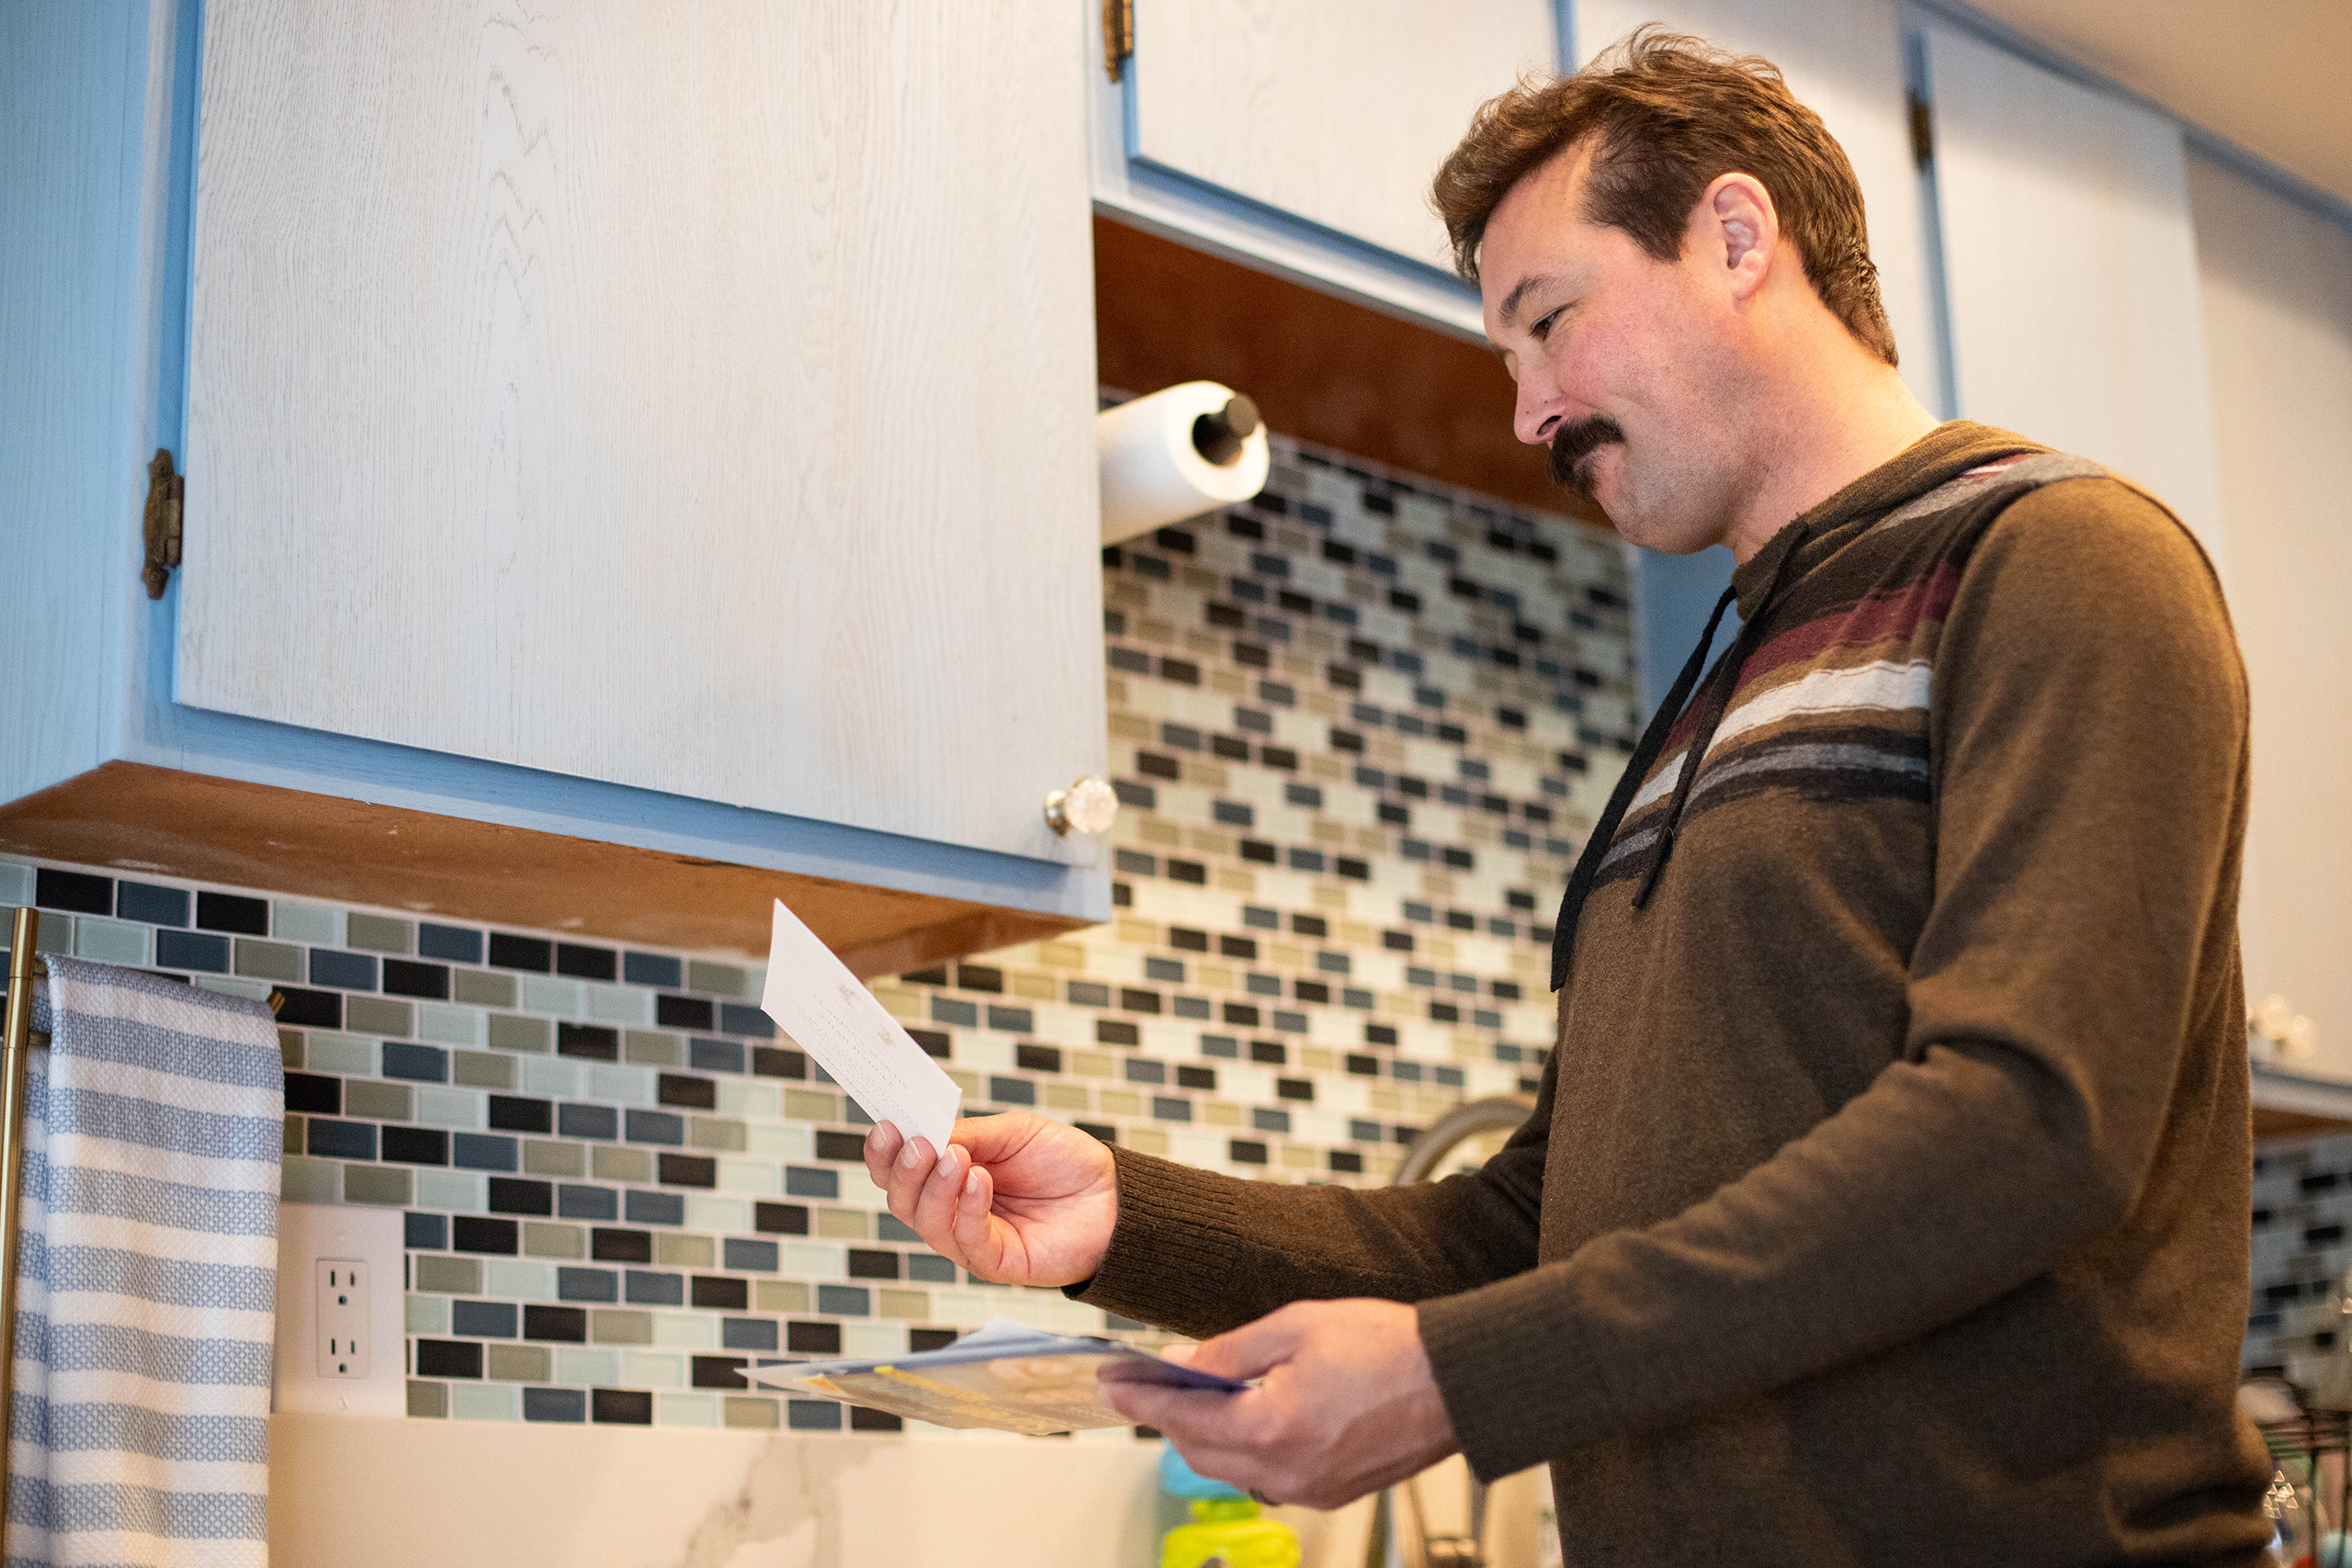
1068, 1145, 1250, 1338
1416, 1262, 1611, 1483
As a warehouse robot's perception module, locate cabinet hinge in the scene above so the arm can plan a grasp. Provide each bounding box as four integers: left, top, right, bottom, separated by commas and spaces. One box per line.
1906, 91, 1935, 169
141, 447, 184, 601
1103, 0, 1134, 82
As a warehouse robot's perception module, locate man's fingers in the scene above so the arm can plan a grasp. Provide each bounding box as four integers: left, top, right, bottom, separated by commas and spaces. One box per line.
873, 1128, 944, 1226
1102, 1387, 1283, 1495
947, 1111, 1041, 1164
1107, 1301, 1449, 1514
951, 1160, 1001, 1276
1187, 1311, 1309, 1382
862, 1131, 975, 1275
866, 1122, 943, 1217
862, 1122, 905, 1194
1101, 1381, 1244, 1438
909, 1144, 972, 1265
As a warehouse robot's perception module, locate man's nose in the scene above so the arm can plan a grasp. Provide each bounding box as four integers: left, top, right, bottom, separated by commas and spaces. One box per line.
1514, 377, 1567, 446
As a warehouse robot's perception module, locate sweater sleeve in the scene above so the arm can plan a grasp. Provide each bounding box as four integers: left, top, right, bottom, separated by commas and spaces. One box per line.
1415, 481, 2250, 1478
1070, 1058, 1557, 1340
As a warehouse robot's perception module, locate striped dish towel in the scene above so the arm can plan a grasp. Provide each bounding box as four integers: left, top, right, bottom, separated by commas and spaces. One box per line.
10, 956, 284, 1568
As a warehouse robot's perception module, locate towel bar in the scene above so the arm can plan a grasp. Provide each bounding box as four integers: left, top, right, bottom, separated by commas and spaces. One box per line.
0, 904, 288, 1541
1, 905, 49, 1537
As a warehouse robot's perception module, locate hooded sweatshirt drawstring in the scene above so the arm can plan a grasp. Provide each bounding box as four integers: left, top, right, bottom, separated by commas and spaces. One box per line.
1548, 582, 1734, 991
1629, 534, 1806, 908
1549, 525, 1810, 992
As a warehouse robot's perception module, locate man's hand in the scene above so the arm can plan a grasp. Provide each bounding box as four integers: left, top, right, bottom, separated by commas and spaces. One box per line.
1101, 1299, 1460, 1510
864, 1114, 1117, 1288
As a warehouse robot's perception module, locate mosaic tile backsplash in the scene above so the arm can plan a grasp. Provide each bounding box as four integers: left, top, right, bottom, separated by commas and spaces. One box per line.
0, 428, 1642, 1436
2245, 1134, 2352, 1387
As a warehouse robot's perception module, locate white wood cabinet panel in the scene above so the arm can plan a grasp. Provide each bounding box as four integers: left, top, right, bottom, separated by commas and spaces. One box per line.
1128, 0, 1559, 273
2187, 154, 2352, 1077
1921, 21, 2226, 565
181, 0, 1103, 862
1571, 0, 1946, 415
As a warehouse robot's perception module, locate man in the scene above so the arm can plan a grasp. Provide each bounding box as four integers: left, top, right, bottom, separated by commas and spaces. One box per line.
867, 30, 2270, 1566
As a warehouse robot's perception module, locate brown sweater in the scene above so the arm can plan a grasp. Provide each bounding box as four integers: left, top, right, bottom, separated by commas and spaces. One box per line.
1075, 423, 2274, 1567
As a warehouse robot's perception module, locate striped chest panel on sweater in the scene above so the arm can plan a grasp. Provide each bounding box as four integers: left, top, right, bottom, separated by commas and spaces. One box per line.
1594, 452, 2110, 891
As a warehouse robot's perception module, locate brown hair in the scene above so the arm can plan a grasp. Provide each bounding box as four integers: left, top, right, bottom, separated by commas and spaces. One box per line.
1430, 28, 1897, 365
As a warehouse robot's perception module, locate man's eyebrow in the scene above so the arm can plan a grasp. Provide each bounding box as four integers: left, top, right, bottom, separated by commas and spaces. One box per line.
1497, 273, 1561, 331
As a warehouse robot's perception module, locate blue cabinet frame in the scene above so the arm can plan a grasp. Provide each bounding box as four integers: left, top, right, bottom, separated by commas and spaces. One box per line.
0, 0, 1106, 958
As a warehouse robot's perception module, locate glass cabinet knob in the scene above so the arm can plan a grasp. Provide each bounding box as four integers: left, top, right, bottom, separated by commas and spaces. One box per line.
1044, 776, 1119, 838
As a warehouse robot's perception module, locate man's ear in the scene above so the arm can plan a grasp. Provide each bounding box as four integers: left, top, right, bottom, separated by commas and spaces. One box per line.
1699, 173, 1778, 300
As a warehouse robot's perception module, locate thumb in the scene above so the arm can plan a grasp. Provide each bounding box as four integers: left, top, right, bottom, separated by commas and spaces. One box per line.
949, 1111, 1073, 1174
1186, 1309, 1310, 1382
947, 1112, 1029, 1165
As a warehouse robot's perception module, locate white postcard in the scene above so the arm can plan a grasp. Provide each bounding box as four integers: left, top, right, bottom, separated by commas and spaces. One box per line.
756, 898, 962, 1152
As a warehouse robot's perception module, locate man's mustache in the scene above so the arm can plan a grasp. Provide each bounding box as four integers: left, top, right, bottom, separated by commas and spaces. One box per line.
1549, 416, 1626, 501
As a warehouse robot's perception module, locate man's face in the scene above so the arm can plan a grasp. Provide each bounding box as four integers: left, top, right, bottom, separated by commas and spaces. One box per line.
1480, 145, 1746, 554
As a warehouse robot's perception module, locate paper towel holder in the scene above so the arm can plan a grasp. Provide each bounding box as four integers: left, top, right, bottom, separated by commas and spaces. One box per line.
1098, 380, 1272, 547
1192, 395, 1260, 465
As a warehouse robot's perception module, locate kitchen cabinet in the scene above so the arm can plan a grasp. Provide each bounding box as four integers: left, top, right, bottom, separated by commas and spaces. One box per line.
1919, 20, 2226, 562
1090, 0, 1560, 338
2187, 152, 2352, 1082
1125, 0, 1556, 271
1919, 26, 2352, 1108
0, 0, 1111, 967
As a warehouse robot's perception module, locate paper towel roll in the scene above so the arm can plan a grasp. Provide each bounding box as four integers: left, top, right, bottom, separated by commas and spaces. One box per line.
1097, 380, 1271, 545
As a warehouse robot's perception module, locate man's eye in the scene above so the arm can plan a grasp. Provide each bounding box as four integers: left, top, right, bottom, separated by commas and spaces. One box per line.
1531, 308, 1566, 341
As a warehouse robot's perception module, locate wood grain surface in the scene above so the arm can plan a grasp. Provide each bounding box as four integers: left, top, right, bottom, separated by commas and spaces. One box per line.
1925, 20, 2227, 561
0, 0, 157, 804
1128, 0, 1557, 269
0, 762, 1082, 973
180, 0, 1104, 863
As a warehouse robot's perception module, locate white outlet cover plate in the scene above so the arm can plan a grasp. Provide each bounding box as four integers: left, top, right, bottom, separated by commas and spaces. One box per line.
275, 1202, 405, 1416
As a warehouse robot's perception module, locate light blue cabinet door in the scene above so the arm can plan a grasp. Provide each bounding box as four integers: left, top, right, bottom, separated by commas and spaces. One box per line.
0, 0, 1111, 946
1092, 0, 1560, 337
1922, 20, 2224, 560
2188, 154, 2352, 1078
1127, 0, 1556, 268
180, 0, 1105, 868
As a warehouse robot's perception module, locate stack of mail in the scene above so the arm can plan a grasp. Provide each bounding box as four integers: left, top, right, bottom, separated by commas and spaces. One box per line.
746, 1316, 1245, 1435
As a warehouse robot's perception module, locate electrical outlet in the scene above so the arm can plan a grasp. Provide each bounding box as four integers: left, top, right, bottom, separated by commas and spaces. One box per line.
275, 1203, 404, 1416
317, 1258, 370, 1379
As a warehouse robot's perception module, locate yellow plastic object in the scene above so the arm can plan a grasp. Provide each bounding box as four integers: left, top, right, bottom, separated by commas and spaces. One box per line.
1161, 1497, 1300, 1568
